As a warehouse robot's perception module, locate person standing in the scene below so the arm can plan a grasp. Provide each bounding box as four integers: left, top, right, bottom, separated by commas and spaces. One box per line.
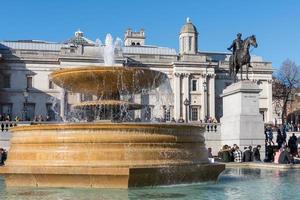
276, 128, 284, 149
288, 133, 298, 156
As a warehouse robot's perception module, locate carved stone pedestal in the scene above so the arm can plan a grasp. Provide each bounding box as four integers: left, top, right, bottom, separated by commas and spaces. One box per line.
220, 81, 265, 150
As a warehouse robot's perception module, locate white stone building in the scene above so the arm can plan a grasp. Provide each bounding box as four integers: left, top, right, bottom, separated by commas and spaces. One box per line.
0, 19, 273, 123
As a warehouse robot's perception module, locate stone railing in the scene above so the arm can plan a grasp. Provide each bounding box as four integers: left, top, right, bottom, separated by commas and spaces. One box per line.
189, 122, 220, 132
0, 121, 17, 132
204, 123, 219, 132
0, 121, 33, 132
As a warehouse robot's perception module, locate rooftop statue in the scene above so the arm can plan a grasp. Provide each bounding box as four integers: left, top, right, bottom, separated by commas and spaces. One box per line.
228, 33, 258, 82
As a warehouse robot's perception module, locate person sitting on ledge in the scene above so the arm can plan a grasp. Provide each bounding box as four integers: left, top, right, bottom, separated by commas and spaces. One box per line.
233, 146, 243, 163
278, 147, 293, 164
243, 146, 253, 162
0, 148, 7, 166
253, 145, 261, 162
273, 148, 282, 164
218, 145, 231, 162
207, 147, 213, 158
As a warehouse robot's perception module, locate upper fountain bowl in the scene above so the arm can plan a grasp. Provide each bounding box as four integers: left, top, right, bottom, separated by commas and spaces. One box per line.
50, 66, 167, 96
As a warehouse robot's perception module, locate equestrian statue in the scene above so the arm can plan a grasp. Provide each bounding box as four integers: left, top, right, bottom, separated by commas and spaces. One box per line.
227, 33, 258, 82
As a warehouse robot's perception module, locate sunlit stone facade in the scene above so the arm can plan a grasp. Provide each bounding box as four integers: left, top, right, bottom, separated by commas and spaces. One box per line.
0, 19, 273, 123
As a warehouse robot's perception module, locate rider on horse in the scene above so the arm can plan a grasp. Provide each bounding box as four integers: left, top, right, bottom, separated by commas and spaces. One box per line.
227, 33, 243, 68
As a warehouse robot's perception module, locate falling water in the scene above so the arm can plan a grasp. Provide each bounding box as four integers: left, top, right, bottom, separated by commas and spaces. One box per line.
103, 34, 122, 66
49, 96, 61, 122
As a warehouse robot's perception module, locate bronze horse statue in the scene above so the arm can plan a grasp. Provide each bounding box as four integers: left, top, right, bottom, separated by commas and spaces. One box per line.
229, 35, 258, 82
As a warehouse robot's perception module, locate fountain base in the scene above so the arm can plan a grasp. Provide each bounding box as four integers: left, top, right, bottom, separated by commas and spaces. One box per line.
0, 123, 224, 188
1, 164, 224, 188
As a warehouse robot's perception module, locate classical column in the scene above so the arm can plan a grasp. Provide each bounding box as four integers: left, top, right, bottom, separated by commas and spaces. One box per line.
182, 73, 190, 122
266, 79, 273, 122
173, 73, 182, 120
209, 74, 215, 119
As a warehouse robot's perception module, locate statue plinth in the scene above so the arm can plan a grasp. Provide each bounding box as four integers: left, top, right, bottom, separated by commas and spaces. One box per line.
220, 81, 265, 148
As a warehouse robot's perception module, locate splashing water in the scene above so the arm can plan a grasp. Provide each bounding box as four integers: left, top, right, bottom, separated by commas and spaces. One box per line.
103, 34, 122, 66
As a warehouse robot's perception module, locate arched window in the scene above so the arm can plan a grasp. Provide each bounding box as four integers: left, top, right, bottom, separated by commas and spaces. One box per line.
131, 42, 135, 46
188, 36, 192, 51
136, 42, 140, 46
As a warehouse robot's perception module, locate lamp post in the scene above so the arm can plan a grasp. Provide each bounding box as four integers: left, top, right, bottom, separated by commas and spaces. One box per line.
23, 90, 29, 121
203, 81, 208, 120
183, 98, 190, 123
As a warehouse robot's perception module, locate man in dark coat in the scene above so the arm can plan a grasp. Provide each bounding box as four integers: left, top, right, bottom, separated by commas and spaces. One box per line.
242, 146, 253, 162
288, 133, 298, 156
253, 145, 261, 162
276, 128, 284, 149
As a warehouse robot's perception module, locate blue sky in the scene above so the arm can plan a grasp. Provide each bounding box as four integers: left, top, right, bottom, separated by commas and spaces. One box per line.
0, 0, 299, 67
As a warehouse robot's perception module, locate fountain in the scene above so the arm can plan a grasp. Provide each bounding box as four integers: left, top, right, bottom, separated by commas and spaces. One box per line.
0, 34, 224, 188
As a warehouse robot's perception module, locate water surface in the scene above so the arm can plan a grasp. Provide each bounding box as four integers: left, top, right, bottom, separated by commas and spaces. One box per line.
0, 168, 298, 200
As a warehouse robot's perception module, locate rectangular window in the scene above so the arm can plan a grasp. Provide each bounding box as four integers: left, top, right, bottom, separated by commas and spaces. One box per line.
26, 76, 33, 88
164, 106, 171, 121
144, 106, 152, 121
0, 103, 12, 119
0, 75, 11, 88
3, 75, 10, 88
192, 80, 197, 91
191, 107, 198, 121
24, 103, 35, 121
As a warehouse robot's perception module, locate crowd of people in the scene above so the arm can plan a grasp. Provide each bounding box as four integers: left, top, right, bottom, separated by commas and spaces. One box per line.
217, 126, 299, 164
0, 113, 55, 122
218, 144, 262, 163
264, 125, 298, 164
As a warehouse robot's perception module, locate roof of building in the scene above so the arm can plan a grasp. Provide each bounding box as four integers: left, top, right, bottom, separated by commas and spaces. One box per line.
123, 46, 177, 55
0, 41, 65, 51
180, 18, 198, 34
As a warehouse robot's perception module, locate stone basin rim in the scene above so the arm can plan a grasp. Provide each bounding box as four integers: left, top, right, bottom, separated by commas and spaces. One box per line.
11, 122, 205, 132
50, 66, 166, 75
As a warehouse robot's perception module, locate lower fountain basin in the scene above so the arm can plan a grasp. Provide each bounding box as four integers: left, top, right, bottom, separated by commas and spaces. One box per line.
0, 123, 224, 188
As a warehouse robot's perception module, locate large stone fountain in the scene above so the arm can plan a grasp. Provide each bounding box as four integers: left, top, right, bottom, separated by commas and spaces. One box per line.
0, 35, 224, 188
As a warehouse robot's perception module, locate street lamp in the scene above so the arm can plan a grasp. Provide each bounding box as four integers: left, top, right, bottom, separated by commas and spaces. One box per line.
202, 82, 207, 92
183, 98, 190, 123
203, 81, 208, 119
23, 90, 29, 121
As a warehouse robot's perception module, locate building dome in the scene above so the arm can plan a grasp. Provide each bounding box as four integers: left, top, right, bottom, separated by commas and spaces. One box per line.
180, 18, 198, 34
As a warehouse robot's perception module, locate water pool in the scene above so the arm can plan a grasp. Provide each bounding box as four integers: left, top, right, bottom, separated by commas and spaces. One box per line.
0, 168, 298, 200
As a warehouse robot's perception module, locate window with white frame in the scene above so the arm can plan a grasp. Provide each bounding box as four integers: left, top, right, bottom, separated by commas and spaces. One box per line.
192, 79, 197, 91
26, 76, 33, 88
164, 106, 171, 121
191, 107, 198, 121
